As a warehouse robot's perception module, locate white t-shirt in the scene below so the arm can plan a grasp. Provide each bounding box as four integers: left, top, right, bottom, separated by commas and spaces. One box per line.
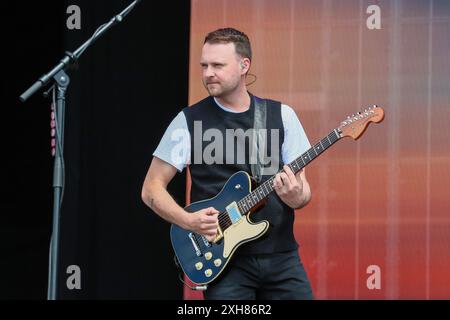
153, 98, 311, 172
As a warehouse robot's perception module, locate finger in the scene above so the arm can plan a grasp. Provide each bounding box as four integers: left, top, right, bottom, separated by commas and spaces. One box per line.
206, 207, 219, 215
201, 221, 218, 228
279, 172, 290, 187
201, 224, 218, 234
284, 165, 297, 184
201, 215, 218, 224
202, 225, 216, 233
273, 174, 281, 188
205, 228, 218, 236
200, 208, 217, 218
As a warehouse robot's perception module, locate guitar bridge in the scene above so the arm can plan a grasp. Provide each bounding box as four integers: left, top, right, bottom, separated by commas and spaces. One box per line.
188, 232, 202, 257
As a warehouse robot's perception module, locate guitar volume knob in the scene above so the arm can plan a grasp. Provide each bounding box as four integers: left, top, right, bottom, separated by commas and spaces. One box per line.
195, 262, 203, 270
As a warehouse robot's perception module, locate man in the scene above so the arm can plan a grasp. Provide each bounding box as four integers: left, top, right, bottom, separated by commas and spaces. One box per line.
142, 28, 313, 299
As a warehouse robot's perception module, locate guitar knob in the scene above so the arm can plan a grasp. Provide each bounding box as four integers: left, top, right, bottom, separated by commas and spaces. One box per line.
205, 252, 213, 260
195, 262, 203, 270
214, 259, 222, 267
205, 269, 213, 277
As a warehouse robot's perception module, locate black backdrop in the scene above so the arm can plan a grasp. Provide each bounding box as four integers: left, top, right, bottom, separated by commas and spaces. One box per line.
2, 1, 190, 299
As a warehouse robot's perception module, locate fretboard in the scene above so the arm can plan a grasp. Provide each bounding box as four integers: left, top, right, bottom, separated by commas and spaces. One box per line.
236, 128, 342, 214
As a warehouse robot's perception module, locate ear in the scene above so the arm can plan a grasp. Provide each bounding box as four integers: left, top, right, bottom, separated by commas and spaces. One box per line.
240, 58, 251, 74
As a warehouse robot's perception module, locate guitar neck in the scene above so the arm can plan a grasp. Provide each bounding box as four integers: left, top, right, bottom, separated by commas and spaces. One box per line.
237, 128, 342, 214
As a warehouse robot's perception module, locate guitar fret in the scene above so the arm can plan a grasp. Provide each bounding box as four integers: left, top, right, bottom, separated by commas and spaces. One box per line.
299, 157, 305, 167
269, 177, 274, 191
237, 129, 342, 216
313, 143, 321, 156
296, 159, 303, 171
308, 149, 315, 160
332, 130, 340, 142
260, 183, 267, 198
303, 152, 310, 165
319, 140, 325, 151
328, 132, 335, 143
288, 163, 294, 173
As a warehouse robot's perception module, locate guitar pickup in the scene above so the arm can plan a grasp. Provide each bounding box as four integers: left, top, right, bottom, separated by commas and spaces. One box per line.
201, 235, 212, 248
226, 202, 242, 224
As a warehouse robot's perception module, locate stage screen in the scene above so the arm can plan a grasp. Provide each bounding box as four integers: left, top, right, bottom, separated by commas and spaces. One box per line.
187, 0, 450, 299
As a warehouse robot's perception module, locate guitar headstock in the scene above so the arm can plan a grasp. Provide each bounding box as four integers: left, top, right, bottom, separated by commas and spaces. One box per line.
338, 105, 385, 140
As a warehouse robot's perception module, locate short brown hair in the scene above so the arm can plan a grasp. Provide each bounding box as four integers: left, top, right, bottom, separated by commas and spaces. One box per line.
204, 28, 252, 61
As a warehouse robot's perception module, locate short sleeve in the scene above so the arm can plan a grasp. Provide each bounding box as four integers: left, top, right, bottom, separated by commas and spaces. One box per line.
152, 111, 191, 172
281, 104, 311, 164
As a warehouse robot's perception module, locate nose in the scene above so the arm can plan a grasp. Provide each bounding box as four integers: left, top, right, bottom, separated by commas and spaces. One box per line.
204, 65, 214, 78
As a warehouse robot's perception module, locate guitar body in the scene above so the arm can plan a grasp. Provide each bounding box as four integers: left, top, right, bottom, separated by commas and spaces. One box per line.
170, 171, 269, 285
169, 106, 385, 286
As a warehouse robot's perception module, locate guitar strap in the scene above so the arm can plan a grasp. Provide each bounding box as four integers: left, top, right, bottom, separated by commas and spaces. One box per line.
251, 96, 267, 184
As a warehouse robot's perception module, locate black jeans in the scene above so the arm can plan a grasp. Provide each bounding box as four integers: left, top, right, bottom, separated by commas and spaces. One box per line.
203, 249, 313, 300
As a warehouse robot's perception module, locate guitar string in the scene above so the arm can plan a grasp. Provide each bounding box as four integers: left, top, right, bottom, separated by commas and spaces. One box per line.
189, 112, 378, 249
203, 130, 340, 236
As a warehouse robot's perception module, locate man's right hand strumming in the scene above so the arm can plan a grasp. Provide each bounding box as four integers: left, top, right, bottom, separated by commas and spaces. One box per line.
184, 207, 219, 242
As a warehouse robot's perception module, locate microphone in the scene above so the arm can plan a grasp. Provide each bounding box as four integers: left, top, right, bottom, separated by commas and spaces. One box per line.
116, 0, 142, 22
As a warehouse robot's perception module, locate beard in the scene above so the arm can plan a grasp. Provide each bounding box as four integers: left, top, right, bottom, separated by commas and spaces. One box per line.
203, 78, 240, 98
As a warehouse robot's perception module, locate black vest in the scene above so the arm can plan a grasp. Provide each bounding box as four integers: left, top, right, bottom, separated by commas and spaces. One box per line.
183, 94, 298, 254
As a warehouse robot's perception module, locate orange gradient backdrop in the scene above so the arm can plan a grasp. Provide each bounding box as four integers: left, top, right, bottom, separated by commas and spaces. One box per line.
186, 0, 450, 299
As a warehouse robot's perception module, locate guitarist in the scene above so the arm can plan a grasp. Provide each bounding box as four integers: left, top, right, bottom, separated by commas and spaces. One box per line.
142, 28, 314, 300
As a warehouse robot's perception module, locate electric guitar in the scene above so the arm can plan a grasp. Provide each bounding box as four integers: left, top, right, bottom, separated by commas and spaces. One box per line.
171, 105, 385, 285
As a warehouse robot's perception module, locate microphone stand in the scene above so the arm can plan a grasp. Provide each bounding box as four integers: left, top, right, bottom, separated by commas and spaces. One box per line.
19, 0, 142, 300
